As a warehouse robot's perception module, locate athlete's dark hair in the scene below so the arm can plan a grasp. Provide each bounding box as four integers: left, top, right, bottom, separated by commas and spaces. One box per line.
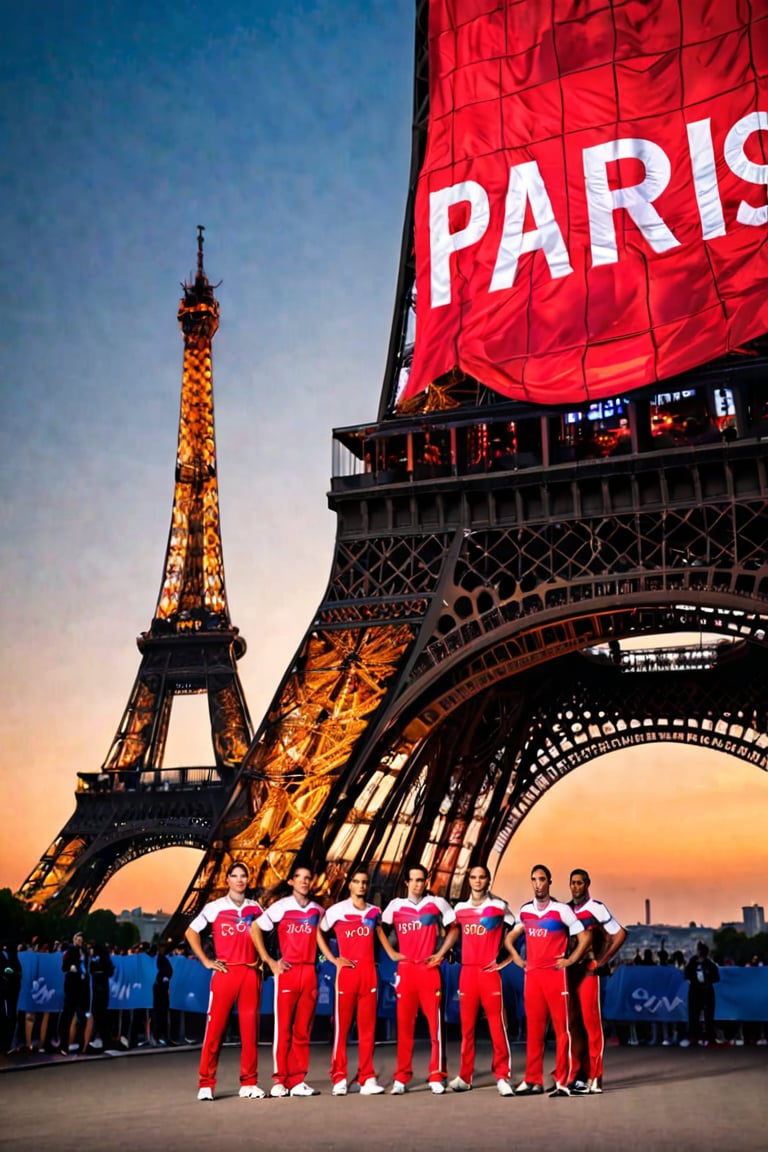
570, 868, 591, 887
347, 866, 370, 883
227, 861, 249, 879
405, 863, 428, 881
469, 864, 491, 881
531, 863, 552, 883
289, 863, 314, 880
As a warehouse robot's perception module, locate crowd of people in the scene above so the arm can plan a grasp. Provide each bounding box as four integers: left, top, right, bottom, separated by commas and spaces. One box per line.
0, 935, 189, 1058
622, 943, 767, 1049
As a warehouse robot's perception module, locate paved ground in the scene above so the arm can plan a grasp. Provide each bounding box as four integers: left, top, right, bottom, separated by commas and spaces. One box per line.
2, 1042, 766, 1152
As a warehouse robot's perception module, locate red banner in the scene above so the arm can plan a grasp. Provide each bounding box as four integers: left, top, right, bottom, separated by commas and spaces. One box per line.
404, 0, 768, 406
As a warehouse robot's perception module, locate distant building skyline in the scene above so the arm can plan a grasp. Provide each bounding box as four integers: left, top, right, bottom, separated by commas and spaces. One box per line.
743, 904, 766, 937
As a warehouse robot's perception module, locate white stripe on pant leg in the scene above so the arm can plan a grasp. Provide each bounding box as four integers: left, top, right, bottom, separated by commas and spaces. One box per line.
596, 979, 604, 1080
500, 1001, 513, 1070
272, 972, 281, 1078
331, 975, 342, 1069
200, 985, 215, 1056
561, 980, 573, 1084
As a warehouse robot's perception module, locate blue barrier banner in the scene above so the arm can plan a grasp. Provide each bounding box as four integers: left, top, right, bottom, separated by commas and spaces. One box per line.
603, 966, 768, 1022
109, 955, 155, 1010
502, 963, 525, 1019
714, 967, 768, 1022
377, 955, 398, 1021
444, 963, 460, 1023
17, 953, 767, 1023
18, 953, 64, 1014
603, 966, 688, 1023
168, 955, 211, 1014
18, 953, 157, 1013
316, 959, 335, 1017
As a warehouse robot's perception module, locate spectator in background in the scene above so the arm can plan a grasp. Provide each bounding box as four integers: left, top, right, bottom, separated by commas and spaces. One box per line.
21, 938, 59, 1054
681, 942, 719, 1047
1, 943, 22, 1054
152, 943, 173, 1046
59, 932, 90, 1056
85, 943, 115, 1053
743, 955, 767, 1046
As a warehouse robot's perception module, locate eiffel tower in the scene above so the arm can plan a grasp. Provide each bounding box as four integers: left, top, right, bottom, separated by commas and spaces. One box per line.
17, 228, 253, 916
165, 3, 768, 932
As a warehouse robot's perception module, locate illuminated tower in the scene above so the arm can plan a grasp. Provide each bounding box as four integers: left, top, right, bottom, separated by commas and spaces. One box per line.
17, 228, 252, 916
169, 3, 768, 927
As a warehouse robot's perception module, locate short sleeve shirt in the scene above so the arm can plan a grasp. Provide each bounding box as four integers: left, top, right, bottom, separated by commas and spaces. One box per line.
518, 898, 583, 970
320, 898, 381, 963
453, 896, 516, 966
570, 897, 622, 964
381, 895, 456, 963
189, 895, 265, 965
257, 895, 324, 965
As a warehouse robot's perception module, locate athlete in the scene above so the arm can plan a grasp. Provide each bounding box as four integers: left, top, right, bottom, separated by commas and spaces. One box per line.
506, 864, 590, 1097
185, 861, 265, 1101
377, 863, 457, 1094
251, 865, 324, 1097
449, 865, 517, 1096
316, 867, 385, 1096
567, 868, 627, 1093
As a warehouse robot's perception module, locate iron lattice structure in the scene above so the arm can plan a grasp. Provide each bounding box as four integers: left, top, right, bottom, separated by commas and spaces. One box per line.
167, 4, 768, 929
17, 229, 252, 915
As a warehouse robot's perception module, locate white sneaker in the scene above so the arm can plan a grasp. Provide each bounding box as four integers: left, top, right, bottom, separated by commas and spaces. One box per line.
449, 1076, 472, 1092
197, 1088, 214, 1101
678, 1038, 690, 1048
587, 1080, 603, 1095
290, 1082, 320, 1097
390, 1080, 407, 1095
239, 1085, 265, 1099
332, 1079, 348, 1096
497, 1079, 514, 1097
270, 1083, 289, 1098
360, 1078, 385, 1095
514, 1081, 543, 1096
430, 1081, 445, 1095
548, 1083, 571, 1097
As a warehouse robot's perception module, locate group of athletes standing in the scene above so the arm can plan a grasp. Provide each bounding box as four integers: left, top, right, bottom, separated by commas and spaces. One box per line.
184, 860, 626, 1101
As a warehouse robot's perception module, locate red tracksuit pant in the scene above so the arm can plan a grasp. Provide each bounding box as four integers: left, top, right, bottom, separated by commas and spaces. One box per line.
457, 966, 512, 1083
393, 962, 445, 1085
198, 965, 261, 1089
524, 966, 572, 1088
272, 964, 317, 1089
568, 968, 604, 1082
330, 961, 378, 1086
